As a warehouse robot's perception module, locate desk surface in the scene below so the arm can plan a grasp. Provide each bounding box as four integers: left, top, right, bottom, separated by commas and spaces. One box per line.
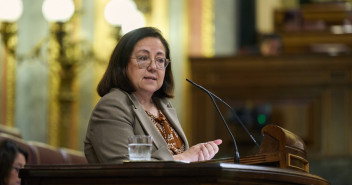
20, 162, 329, 185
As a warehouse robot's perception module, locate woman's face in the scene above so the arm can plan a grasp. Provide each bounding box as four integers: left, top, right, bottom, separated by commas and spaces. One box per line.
6, 153, 26, 185
127, 37, 166, 97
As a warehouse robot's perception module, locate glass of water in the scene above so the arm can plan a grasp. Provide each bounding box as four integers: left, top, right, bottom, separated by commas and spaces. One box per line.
128, 135, 153, 161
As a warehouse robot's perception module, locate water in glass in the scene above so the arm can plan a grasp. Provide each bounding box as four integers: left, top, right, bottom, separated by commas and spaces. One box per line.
128, 143, 152, 161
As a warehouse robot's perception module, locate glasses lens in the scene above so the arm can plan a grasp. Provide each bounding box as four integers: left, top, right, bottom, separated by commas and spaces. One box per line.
135, 57, 169, 70
136, 56, 148, 68
13, 167, 20, 173
155, 58, 165, 69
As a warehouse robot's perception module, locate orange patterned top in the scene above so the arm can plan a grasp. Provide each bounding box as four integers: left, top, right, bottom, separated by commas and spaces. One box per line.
145, 110, 185, 155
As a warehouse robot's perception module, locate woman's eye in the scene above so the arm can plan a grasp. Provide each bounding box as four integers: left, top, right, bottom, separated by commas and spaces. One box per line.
156, 58, 165, 63
138, 56, 148, 61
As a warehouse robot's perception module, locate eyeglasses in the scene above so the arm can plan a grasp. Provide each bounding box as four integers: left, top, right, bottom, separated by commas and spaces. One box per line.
12, 166, 21, 173
132, 56, 170, 70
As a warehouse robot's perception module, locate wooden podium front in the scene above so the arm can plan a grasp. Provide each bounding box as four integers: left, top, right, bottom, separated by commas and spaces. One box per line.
20, 162, 329, 185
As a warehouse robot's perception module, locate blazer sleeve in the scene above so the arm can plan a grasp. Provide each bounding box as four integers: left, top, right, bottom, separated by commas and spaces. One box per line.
84, 90, 135, 163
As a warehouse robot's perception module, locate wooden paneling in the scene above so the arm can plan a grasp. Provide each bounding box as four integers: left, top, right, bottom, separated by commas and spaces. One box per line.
189, 55, 352, 158
274, 2, 352, 55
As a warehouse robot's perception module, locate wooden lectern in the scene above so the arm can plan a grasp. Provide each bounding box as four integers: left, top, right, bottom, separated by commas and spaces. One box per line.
240, 124, 309, 172
20, 162, 329, 185
19, 124, 329, 185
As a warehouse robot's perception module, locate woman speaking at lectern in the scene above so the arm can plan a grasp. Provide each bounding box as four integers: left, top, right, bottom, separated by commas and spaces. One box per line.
84, 27, 222, 163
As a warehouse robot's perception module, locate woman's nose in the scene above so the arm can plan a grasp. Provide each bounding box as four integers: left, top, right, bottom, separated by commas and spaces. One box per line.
147, 59, 158, 70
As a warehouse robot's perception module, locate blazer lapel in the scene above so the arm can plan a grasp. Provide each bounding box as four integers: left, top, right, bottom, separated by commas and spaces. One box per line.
155, 98, 190, 149
127, 93, 168, 150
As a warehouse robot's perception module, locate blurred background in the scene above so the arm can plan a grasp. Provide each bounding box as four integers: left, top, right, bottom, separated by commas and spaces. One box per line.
0, 0, 351, 184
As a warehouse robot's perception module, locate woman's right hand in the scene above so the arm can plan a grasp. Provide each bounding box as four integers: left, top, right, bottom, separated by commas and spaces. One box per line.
173, 139, 222, 162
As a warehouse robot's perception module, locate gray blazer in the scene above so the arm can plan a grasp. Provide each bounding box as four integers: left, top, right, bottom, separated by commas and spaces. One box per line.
84, 88, 189, 163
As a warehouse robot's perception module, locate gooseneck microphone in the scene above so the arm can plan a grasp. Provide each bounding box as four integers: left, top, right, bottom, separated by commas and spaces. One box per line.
186, 79, 260, 148
186, 79, 240, 163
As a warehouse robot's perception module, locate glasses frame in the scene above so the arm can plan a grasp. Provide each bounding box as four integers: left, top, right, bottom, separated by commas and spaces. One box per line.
131, 57, 170, 70
12, 166, 21, 173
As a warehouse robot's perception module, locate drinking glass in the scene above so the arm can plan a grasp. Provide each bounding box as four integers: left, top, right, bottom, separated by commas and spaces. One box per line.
128, 135, 153, 161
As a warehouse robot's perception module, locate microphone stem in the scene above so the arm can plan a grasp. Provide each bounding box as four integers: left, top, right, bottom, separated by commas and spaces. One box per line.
186, 79, 260, 148
208, 93, 240, 163
187, 79, 240, 163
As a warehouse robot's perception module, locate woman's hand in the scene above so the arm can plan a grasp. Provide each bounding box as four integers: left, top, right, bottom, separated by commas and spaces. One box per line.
173, 139, 222, 162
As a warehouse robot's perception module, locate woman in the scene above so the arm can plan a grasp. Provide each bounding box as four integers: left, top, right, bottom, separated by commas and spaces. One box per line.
0, 140, 28, 185
84, 27, 222, 163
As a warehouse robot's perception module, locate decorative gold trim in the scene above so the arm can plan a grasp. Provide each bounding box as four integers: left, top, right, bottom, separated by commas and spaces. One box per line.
202, 0, 215, 57
133, 0, 152, 25
182, 0, 192, 141
150, 0, 168, 36
0, 22, 18, 127
5, 46, 16, 127
93, 0, 114, 105
47, 23, 62, 147
287, 153, 309, 172
47, 21, 80, 148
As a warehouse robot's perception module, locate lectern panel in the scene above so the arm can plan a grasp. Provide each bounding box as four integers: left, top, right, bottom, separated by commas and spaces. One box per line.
20, 162, 329, 185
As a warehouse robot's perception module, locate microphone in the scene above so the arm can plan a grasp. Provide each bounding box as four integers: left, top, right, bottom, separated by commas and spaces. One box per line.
187, 79, 240, 163
186, 79, 260, 148
186, 79, 260, 163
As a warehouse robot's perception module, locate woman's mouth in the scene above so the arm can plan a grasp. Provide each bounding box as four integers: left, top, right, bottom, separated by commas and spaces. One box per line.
144, 76, 157, 80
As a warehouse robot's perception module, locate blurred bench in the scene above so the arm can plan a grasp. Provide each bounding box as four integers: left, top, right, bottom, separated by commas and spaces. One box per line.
0, 124, 22, 138
0, 129, 87, 165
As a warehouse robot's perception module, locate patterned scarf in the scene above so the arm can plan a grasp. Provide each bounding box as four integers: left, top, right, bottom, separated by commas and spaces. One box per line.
145, 110, 185, 155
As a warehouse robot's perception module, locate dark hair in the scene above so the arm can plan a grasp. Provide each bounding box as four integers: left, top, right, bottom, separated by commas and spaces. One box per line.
97, 27, 174, 98
0, 139, 28, 185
